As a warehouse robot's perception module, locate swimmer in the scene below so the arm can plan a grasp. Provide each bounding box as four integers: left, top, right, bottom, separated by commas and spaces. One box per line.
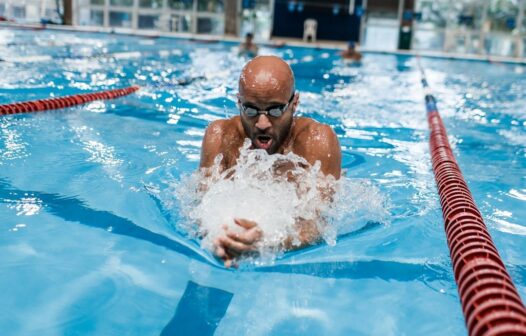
341, 41, 362, 62
199, 55, 342, 267
238, 32, 258, 57
175, 75, 205, 86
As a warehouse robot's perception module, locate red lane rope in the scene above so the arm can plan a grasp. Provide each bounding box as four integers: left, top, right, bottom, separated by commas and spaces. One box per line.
418, 58, 526, 336
0, 85, 139, 116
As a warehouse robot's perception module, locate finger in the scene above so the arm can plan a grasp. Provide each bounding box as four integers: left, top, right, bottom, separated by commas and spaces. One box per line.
226, 230, 252, 244
234, 218, 257, 229
224, 259, 232, 268
226, 227, 263, 245
219, 236, 253, 253
215, 237, 240, 259
214, 244, 226, 258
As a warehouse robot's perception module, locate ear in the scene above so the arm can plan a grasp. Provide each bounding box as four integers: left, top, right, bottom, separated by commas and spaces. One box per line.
292, 92, 300, 113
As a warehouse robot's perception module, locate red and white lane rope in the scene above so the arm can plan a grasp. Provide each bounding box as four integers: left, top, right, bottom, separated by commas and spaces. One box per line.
0, 85, 139, 116
417, 56, 526, 336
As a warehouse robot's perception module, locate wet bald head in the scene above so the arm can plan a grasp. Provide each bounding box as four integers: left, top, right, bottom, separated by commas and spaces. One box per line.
239, 56, 295, 102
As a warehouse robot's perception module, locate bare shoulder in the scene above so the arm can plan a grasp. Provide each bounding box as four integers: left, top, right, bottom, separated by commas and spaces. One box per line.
293, 117, 338, 146
204, 118, 234, 138
292, 118, 341, 178
200, 116, 244, 169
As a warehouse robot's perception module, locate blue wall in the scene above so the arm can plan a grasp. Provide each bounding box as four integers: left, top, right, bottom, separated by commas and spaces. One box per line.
272, 0, 363, 42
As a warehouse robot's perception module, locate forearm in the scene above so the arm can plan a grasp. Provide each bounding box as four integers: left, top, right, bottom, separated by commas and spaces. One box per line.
282, 218, 321, 250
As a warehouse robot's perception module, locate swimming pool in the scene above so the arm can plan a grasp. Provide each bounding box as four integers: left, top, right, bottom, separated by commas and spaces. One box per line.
0, 27, 525, 335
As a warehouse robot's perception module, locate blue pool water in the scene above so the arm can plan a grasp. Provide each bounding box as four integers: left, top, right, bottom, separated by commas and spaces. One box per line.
0, 28, 525, 335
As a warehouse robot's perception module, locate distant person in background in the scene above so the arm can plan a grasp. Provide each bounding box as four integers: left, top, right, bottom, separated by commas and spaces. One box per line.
238, 33, 258, 57
341, 41, 362, 62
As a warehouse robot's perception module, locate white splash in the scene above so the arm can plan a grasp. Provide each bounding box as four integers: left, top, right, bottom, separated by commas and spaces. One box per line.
170, 140, 389, 264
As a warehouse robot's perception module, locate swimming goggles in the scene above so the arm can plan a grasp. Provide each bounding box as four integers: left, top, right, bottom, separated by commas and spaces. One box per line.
239, 92, 295, 118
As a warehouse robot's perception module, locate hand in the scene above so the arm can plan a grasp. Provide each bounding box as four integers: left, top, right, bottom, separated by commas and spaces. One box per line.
213, 218, 263, 268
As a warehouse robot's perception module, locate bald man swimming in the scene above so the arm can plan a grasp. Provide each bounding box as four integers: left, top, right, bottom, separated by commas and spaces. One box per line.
200, 55, 341, 267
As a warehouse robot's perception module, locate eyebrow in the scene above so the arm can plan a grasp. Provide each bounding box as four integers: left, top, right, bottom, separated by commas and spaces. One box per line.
242, 92, 295, 108
243, 101, 288, 110
242, 101, 288, 108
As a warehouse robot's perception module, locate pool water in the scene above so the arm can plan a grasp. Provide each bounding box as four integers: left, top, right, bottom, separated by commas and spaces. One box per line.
0, 28, 525, 335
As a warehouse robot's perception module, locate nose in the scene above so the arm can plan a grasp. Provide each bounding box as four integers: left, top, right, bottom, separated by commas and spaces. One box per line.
255, 113, 272, 131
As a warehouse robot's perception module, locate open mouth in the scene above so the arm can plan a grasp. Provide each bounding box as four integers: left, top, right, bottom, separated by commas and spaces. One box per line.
255, 135, 273, 150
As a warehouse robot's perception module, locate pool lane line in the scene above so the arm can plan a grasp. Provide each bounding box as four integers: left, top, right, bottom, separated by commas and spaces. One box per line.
0, 85, 139, 116
2, 49, 184, 64
417, 56, 526, 335
160, 281, 233, 336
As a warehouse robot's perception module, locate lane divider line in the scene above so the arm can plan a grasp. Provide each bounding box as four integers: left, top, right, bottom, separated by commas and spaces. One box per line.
0, 85, 139, 116
417, 56, 526, 336
2, 49, 183, 64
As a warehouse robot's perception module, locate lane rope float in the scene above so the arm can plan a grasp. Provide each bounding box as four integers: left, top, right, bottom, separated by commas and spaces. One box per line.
0, 85, 139, 116
417, 56, 526, 336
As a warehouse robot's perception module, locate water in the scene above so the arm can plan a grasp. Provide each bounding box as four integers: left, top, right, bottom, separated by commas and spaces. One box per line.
0, 27, 525, 335
170, 139, 388, 264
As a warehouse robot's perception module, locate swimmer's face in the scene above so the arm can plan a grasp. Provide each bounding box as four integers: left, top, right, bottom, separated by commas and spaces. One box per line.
238, 91, 297, 154
238, 56, 298, 154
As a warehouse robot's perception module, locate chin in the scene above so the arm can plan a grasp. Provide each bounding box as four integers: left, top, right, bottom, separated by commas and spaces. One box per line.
265, 148, 275, 155
266, 144, 279, 155
251, 139, 278, 154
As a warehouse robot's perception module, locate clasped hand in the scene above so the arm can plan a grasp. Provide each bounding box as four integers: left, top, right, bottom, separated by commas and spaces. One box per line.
213, 218, 263, 268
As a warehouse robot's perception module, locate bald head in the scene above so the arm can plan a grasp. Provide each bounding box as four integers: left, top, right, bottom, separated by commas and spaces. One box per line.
239, 56, 295, 100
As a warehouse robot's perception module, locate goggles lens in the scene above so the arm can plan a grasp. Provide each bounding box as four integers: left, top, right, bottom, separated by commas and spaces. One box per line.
243, 106, 285, 118
240, 93, 295, 118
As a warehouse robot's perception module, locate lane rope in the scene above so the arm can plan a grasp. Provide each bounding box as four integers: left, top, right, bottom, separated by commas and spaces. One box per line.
417, 56, 526, 336
0, 85, 139, 115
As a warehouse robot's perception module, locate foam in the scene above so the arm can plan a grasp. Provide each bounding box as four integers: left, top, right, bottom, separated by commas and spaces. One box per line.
171, 139, 389, 264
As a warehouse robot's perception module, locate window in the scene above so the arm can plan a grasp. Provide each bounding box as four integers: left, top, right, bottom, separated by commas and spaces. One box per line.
139, 0, 163, 8
198, 0, 224, 13
169, 0, 194, 10
90, 10, 104, 25
455, 1, 486, 30
415, 0, 448, 29
81, 0, 227, 34
110, 0, 134, 6
109, 11, 132, 27
138, 15, 159, 29
13, 6, 26, 19
44, 8, 60, 20
487, 0, 519, 32
0, 4, 5, 16
197, 16, 224, 34
169, 14, 192, 32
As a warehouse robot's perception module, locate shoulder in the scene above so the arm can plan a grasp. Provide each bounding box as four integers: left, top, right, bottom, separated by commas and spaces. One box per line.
294, 118, 337, 142
297, 119, 340, 154
204, 116, 242, 140
201, 116, 244, 168
292, 118, 341, 178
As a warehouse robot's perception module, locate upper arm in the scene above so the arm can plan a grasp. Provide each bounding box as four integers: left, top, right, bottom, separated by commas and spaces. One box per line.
301, 123, 342, 179
200, 120, 226, 169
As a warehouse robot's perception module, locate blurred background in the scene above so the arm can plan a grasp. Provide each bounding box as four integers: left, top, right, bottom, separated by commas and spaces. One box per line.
0, 0, 524, 58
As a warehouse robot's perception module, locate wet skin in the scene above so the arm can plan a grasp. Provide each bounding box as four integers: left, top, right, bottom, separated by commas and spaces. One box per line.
341, 47, 362, 61
199, 56, 342, 267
